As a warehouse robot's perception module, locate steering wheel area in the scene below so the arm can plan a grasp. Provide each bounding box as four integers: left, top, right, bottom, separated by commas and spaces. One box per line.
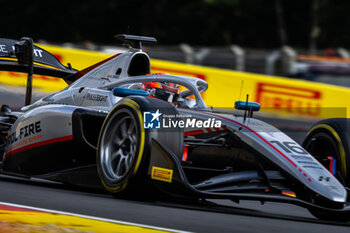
104, 74, 208, 109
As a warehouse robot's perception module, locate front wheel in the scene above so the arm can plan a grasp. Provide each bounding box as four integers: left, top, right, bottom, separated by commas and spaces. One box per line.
303, 118, 350, 221
97, 99, 147, 195
303, 118, 350, 187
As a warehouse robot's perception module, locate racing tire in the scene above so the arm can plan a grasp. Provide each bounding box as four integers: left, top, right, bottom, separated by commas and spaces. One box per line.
96, 96, 183, 197
303, 118, 350, 221
97, 98, 149, 197
303, 118, 350, 187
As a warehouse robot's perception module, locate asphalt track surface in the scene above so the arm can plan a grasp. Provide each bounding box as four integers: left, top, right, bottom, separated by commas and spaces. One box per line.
0, 117, 349, 233
0, 175, 350, 233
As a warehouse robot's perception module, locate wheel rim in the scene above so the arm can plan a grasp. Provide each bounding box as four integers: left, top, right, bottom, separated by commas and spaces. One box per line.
100, 109, 139, 183
304, 132, 345, 184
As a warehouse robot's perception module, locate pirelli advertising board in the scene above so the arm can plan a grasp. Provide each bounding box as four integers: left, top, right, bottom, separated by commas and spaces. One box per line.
0, 44, 350, 118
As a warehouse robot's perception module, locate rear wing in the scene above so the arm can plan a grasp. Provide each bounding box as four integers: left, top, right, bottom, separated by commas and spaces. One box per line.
0, 34, 156, 106
0, 38, 76, 78
0, 37, 77, 105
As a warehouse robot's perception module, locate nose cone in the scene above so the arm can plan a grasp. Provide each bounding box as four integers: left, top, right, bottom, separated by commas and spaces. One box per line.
306, 167, 347, 203
324, 183, 347, 203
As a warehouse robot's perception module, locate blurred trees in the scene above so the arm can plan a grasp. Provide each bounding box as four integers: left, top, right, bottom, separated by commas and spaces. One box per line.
1, 0, 350, 48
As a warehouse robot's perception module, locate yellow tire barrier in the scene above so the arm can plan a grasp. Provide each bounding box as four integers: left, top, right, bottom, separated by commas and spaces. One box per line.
1, 44, 350, 118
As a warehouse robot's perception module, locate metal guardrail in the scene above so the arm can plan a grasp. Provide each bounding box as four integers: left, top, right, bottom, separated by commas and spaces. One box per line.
40, 40, 350, 78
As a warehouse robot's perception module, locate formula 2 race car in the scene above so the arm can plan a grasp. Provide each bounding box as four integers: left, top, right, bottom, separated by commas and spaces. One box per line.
0, 35, 349, 221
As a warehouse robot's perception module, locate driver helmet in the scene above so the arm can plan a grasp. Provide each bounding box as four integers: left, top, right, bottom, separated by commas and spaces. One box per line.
142, 82, 179, 103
